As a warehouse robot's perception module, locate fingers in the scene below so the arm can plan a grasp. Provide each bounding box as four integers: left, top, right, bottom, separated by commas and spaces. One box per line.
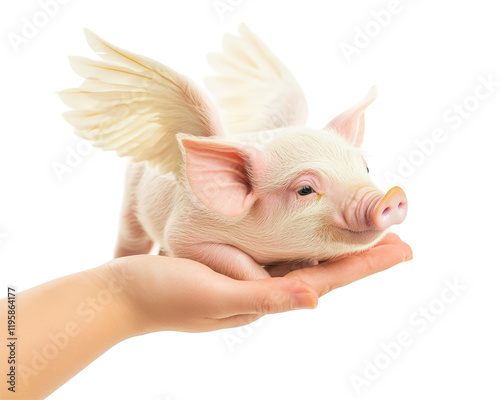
375, 232, 404, 246
339, 233, 404, 258
286, 240, 412, 297
266, 233, 408, 278
218, 277, 318, 317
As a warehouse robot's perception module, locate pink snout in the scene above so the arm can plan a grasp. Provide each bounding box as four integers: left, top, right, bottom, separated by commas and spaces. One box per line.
372, 187, 408, 229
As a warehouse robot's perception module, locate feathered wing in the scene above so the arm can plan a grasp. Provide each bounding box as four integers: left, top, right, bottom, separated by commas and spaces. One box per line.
58, 29, 224, 175
205, 24, 308, 135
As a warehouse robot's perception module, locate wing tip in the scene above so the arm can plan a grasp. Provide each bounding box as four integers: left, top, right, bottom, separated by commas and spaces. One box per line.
83, 28, 112, 56
83, 28, 100, 46
366, 85, 378, 103
61, 110, 77, 126
238, 23, 250, 35
67, 55, 89, 74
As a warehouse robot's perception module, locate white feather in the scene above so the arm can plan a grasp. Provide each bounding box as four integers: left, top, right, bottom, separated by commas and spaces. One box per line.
205, 24, 308, 135
58, 29, 224, 175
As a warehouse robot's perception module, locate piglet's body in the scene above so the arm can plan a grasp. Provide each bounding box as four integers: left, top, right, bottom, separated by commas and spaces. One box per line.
59, 25, 408, 280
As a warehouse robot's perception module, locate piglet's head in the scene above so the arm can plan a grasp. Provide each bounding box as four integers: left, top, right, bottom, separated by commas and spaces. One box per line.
178, 86, 408, 261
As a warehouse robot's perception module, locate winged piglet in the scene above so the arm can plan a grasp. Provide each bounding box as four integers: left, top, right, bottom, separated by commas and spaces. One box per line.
59, 25, 408, 280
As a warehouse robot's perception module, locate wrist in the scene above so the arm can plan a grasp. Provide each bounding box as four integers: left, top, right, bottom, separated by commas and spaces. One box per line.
88, 260, 142, 341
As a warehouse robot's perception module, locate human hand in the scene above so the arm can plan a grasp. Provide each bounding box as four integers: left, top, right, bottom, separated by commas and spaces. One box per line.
106, 255, 318, 334
269, 233, 412, 296
108, 233, 411, 335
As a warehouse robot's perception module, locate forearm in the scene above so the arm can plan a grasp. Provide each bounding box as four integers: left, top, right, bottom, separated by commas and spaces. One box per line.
1, 263, 135, 399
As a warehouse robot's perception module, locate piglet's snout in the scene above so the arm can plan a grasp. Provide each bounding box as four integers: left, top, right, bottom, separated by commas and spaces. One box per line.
372, 186, 408, 229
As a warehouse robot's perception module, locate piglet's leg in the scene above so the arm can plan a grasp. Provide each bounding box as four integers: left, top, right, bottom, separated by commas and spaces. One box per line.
185, 243, 270, 281
115, 164, 153, 258
115, 207, 154, 258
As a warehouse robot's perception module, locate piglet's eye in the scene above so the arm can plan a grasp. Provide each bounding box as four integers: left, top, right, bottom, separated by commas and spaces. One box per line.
366, 166, 370, 173
297, 185, 314, 196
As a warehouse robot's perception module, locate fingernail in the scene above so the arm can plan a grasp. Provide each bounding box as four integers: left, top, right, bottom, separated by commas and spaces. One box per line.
404, 255, 413, 262
291, 292, 317, 310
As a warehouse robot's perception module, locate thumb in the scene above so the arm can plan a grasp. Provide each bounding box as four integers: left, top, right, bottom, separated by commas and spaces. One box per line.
224, 277, 318, 316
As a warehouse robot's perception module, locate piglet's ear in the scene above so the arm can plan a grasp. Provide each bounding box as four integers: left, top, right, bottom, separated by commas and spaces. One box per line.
324, 86, 377, 147
178, 135, 258, 218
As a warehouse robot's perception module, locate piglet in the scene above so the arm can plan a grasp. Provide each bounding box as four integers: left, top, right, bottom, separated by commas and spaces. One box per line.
58, 24, 408, 280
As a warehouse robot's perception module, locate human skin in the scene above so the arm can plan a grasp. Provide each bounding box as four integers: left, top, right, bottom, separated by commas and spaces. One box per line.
0, 233, 411, 399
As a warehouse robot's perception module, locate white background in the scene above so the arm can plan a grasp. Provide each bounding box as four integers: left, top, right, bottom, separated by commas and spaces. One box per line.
1, 0, 499, 399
